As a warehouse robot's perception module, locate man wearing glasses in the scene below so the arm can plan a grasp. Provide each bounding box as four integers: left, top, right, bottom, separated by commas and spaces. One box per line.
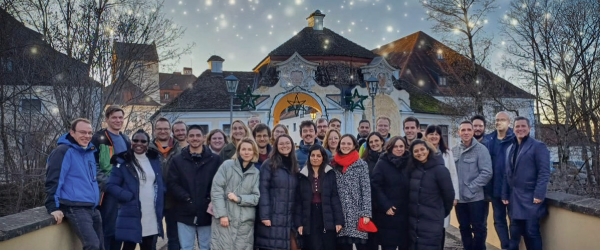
46, 118, 103, 250
91, 105, 131, 250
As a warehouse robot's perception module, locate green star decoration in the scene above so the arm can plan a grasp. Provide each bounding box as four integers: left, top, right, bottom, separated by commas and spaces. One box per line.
345, 89, 368, 112
287, 93, 306, 116
236, 86, 260, 110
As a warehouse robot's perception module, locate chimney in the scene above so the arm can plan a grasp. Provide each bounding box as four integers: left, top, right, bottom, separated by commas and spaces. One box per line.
207, 55, 225, 74
183, 67, 193, 75
307, 10, 325, 31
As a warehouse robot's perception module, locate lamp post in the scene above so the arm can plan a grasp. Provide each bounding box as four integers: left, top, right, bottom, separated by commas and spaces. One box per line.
224, 74, 239, 134
310, 109, 317, 120
366, 76, 379, 132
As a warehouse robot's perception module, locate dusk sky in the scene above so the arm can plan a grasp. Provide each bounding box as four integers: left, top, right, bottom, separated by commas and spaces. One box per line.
162, 0, 513, 76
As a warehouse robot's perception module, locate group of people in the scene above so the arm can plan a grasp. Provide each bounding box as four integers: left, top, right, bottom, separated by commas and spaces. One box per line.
44, 106, 550, 250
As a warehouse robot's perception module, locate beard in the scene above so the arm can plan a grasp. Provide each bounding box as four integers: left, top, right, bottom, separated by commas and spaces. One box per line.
473, 132, 484, 140
317, 135, 325, 140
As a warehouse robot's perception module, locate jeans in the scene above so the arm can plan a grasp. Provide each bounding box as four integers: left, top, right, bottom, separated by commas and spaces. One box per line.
177, 222, 211, 250
455, 200, 487, 250
63, 206, 105, 250
491, 197, 510, 249
164, 208, 180, 250
509, 219, 542, 250
122, 235, 157, 250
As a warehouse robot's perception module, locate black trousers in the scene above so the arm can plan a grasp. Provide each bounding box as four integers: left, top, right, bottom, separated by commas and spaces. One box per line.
122, 235, 157, 250
305, 203, 337, 250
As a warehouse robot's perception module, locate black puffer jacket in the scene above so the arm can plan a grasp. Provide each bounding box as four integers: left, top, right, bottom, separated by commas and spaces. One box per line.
167, 146, 221, 226
365, 150, 383, 176
408, 155, 455, 250
295, 165, 345, 234
371, 152, 411, 247
256, 158, 298, 250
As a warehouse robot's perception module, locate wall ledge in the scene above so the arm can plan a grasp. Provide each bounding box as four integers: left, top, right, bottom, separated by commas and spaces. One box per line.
0, 207, 55, 242
546, 191, 600, 218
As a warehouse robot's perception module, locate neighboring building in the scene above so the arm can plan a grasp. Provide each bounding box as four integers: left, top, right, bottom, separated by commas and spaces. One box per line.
154, 10, 534, 149
373, 31, 536, 138
0, 8, 102, 181
159, 67, 197, 104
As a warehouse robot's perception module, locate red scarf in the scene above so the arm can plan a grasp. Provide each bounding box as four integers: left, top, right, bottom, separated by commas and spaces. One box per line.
333, 151, 360, 173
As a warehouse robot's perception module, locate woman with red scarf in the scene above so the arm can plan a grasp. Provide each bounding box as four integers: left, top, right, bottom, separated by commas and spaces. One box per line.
331, 134, 372, 250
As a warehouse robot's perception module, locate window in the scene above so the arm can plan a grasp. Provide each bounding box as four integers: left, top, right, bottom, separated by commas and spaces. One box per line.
222, 124, 231, 135
164, 92, 170, 101
20, 99, 42, 113
1, 58, 13, 73
199, 125, 209, 135
440, 125, 449, 147
439, 76, 447, 86
420, 124, 428, 133
437, 53, 444, 60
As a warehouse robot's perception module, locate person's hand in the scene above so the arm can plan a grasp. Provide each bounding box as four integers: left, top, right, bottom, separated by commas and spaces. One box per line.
262, 220, 271, 226
220, 217, 229, 227
51, 210, 64, 224
336, 225, 342, 233
362, 217, 370, 224
533, 198, 543, 204
453, 199, 458, 206
298, 226, 303, 235
386, 206, 396, 216
227, 192, 239, 203
502, 200, 509, 205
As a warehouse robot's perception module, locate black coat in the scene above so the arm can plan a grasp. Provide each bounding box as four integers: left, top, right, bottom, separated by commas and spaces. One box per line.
408, 155, 455, 250
167, 145, 221, 226
256, 158, 298, 250
371, 152, 411, 247
294, 165, 345, 234
365, 150, 383, 176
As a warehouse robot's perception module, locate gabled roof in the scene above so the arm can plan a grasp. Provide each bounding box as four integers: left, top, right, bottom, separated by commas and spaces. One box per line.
253, 27, 378, 71
159, 73, 197, 90
373, 31, 534, 99
160, 70, 265, 111
113, 42, 158, 61
105, 80, 161, 107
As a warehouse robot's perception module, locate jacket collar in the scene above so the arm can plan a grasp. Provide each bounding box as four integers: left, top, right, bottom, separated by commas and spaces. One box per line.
299, 140, 322, 152
487, 128, 515, 143
231, 158, 258, 176
460, 137, 480, 151
299, 165, 333, 177
58, 133, 96, 152
181, 145, 211, 161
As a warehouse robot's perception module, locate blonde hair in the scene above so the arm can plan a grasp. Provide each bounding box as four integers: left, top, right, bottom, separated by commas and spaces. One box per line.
270, 124, 289, 145
230, 120, 252, 145
323, 129, 342, 152
233, 137, 259, 162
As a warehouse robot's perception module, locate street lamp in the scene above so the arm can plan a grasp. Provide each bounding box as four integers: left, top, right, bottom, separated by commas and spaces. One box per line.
224, 74, 239, 134
366, 76, 379, 131
310, 109, 317, 120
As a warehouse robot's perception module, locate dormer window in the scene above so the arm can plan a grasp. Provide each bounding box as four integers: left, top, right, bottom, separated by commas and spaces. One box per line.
439, 76, 447, 86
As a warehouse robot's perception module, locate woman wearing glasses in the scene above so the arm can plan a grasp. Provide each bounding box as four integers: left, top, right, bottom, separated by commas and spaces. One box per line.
106, 129, 165, 250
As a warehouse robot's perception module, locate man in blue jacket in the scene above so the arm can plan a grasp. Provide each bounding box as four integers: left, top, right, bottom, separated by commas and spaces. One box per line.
502, 117, 550, 250
45, 118, 103, 250
483, 112, 515, 250
296, 120, 331, 168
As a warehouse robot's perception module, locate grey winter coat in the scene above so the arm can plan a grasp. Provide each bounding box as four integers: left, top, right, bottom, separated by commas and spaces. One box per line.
452, 138, 492, 203
333, 158, 372, 240
210, 159, 260, 250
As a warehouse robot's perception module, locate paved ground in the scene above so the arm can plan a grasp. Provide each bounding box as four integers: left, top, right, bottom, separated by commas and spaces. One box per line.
157, 226, 499, 250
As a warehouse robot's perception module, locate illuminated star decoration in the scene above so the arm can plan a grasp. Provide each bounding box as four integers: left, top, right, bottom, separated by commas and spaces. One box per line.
345, 88, 368, 112
236, 86, 260, 110
287, 93, 306, 116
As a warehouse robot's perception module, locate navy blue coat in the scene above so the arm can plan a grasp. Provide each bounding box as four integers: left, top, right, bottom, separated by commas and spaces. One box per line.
106, 149, 165, 243
483, 129, 515, 198
256, 158, 298, 250
502, 136, 550, 220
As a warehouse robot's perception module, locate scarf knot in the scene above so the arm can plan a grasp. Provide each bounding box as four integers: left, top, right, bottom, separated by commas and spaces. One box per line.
333, 151, 360, 173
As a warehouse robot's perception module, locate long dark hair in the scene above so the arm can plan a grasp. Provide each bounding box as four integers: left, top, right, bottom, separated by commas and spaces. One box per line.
270, 134, 299, 174
306, 144, 329, 188
361, 132, 385, 161
407, 139, 437, 173
131, 129, 150, 182
424, 125, 448, 154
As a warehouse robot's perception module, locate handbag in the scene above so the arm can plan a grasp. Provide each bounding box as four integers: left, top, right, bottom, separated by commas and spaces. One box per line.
357, 217, 377, 233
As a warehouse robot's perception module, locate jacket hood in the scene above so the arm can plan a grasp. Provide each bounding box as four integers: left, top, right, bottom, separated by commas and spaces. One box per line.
487, 128, 515, 142
299, 164, 333, 177
423, 153, 445, 169
57, 133, 96, 151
